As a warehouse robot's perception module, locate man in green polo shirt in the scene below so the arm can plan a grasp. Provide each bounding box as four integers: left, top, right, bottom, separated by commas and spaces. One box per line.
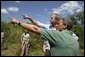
9, 17, 79, 56
40, 28, 79, 56
40, 19, 79, 56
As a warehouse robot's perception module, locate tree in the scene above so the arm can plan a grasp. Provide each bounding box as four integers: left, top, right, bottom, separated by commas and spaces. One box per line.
75, 11, 84, 27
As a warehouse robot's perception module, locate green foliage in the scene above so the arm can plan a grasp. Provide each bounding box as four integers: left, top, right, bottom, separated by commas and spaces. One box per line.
67, 15, 77, 25
76, 11, 84, 26
67, 11, 84, 27
1, 21, 44, 56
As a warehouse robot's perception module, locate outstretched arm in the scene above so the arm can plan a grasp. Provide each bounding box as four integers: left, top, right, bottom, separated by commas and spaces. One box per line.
21, 14, 50, 29
9, 17, 41, 34
21, 14, 39, 26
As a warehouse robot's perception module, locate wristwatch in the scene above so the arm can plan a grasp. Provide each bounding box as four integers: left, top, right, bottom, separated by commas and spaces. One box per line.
18, 22, 21, 26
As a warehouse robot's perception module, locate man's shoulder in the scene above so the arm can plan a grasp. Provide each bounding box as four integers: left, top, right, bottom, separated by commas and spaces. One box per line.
41, 28, 57, 34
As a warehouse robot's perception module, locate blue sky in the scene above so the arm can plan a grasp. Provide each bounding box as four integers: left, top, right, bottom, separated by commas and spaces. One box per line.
1, 1, 84, 23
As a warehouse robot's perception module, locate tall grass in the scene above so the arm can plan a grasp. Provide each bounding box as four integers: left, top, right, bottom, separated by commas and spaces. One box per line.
1, 22, 44, 56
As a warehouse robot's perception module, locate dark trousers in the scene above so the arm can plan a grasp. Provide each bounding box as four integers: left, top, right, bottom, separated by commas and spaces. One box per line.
45, 49, 51, 56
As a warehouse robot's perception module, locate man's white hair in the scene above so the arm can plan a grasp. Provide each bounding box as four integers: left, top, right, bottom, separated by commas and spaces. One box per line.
51, 12, 64, 20
52, 11, 60, 14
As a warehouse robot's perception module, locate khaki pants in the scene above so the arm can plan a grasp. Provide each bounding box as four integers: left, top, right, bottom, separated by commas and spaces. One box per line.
20, 41, 29, 56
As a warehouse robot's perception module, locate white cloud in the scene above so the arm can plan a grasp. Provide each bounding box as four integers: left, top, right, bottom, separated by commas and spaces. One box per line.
52, 1, 84, 17
76, 9, 82, 12
52, 8, 60, 14
8, 7, 19, 12
1, 8, 9, 14
1, 7, 19, 14
15, 1, 20, 3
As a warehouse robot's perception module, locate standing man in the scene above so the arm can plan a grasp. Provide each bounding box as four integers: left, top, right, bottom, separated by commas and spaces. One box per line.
1, 27, 5, 50
1, 28, 5, 45
20, 30, 30, 56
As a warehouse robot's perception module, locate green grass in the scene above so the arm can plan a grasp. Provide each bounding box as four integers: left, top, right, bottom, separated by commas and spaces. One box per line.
79, 49, 84, 56
28, 48, 44, 56
1, 43, 20, 56
1, 43, 44, 56
1, 44, 84, 56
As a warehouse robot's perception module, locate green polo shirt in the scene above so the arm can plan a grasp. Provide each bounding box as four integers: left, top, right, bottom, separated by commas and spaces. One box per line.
40, 28, 79, 56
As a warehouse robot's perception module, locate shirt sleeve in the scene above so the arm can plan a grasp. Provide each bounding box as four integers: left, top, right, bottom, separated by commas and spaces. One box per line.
40, 28, 61, 45
72, 33, 78, 41
36, 21, 50, 29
